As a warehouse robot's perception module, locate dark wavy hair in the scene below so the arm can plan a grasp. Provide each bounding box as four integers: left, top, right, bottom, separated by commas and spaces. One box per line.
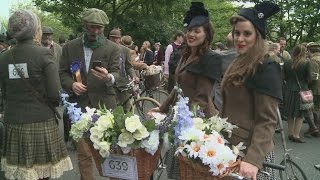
182, 21, 215, 61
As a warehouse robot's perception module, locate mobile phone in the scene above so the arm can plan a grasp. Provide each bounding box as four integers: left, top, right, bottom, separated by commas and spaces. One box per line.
92, 61, 102, 70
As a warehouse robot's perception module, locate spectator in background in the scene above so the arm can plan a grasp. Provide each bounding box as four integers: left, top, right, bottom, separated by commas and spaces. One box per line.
109, 28, 138, 111
268, 42, 282, 64
153, 42, 164, 65
68, 33, 76, 41
121, 35, 148, 70
140, 40, 154, 65
306, 42, 320, 136
283, 45, 318, 143
59, 35, 66, 46
214, 42, 225, 52
279, 37, 291, 61
41, 26, 62, 66
164, 31, 185, 93
212, 32, 237, 111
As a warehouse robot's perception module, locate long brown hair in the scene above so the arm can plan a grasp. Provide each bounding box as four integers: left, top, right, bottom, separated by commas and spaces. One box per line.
222, 15, 268, 87
292, 45, 307, 69
182, 21, 215, 62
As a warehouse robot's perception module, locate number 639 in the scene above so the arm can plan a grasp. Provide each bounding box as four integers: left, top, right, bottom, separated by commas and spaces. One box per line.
109, 160, 128, 171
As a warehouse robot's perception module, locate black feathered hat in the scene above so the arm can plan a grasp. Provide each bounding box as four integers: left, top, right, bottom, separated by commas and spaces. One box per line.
237, 1, 280, 39
183, 2, 209, 29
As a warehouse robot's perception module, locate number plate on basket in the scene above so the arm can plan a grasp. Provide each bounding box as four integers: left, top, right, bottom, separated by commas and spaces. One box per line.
102, 154, 138, 180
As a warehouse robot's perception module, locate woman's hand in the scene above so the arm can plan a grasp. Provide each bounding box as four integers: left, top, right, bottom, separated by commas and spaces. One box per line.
147, 107, 161, 117
238, 161, 259, 180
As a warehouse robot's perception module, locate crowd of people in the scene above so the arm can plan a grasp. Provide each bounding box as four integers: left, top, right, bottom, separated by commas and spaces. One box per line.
0, 1, 319, 180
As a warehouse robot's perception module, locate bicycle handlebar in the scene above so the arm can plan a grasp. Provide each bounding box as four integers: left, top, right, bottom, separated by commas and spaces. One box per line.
117, 80, 135, 92
228, 162, 284, 179
262, 162, 285, 171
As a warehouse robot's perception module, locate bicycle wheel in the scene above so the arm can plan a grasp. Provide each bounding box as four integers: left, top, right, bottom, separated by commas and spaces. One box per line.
146, 89, 169, 105
279, 158, 307, 180
131, 97, 160, 120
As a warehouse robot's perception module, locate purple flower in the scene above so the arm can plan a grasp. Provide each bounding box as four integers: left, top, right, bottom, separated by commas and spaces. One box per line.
70, 60, 82, 74
91, 114, 100, 123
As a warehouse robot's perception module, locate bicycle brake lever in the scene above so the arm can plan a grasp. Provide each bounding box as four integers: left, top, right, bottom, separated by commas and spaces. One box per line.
259, 170, 271, 177
229, 173, 252, 180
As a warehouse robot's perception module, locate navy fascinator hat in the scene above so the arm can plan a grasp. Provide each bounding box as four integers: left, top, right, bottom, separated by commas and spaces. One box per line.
237, 1, 280, 39
183, 2, 210, 29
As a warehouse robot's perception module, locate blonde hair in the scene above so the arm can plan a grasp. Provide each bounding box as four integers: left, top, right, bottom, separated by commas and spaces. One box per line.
222, 15, 268, 87
33, 15, 42, 46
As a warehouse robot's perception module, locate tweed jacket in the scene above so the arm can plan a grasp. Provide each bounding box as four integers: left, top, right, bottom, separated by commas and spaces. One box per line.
159, 50, 221, 118
309, 52, 320, 95
52, 42, 62, 64
59, 37, 120, 109
120, 45, 136, 78
221, 59, 282, 169
0, 40, 60, 124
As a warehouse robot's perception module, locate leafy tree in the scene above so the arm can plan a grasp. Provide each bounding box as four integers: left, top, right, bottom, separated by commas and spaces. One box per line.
227, 0, 320, 49
9, 1, 72, 42
33, 0, 239, 48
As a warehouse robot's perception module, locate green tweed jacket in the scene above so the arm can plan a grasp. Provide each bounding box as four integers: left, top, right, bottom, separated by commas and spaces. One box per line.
59, 36, 120, 109
0, 40, 60, 124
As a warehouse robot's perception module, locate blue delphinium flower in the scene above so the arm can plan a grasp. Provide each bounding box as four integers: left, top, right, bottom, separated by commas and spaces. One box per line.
174, 95, 194, 145
60, 92, 83, 123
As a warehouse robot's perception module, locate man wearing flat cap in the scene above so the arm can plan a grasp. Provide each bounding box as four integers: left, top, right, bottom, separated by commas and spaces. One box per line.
108, 28, 138, 112
307, 42, 320, 133
42, 26, 62, 65
59, 8, 120, 180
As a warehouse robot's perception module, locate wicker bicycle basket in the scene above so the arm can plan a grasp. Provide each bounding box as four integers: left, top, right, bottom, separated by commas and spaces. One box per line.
90, 142, 162, 180
178, 155, 239, 180
143, 73, 161, 90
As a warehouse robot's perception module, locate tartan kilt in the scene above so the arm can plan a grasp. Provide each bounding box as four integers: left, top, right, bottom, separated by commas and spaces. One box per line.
1, 118, 73, 180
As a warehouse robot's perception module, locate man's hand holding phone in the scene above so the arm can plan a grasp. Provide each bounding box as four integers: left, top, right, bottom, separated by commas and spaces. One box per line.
91, 61, 112, 82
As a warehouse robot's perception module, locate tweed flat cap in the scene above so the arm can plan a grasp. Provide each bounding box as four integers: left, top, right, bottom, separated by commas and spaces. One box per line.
307, 42, 320, 48
82, 8, 109, 26
42, 26, 54, 34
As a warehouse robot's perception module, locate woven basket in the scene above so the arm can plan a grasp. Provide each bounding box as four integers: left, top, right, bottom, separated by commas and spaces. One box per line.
144, 73, 160, 90
90, 143, 161, 180
178, 155, 238, 180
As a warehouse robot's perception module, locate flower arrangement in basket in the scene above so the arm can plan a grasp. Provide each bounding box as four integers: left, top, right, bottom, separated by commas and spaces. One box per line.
169, 89, 246, 179
61, 93, 171, 179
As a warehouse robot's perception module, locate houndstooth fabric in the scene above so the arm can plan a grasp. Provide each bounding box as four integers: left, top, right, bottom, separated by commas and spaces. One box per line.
257, 151, 277, 180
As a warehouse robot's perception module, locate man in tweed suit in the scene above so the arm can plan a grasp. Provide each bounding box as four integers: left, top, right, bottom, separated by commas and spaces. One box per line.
59, 8, 120, 180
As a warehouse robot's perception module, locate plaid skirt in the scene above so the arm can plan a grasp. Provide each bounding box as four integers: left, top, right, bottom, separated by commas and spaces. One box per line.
1, 118, 73, 180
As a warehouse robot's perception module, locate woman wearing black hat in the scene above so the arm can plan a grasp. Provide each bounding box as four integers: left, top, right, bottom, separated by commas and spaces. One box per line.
221, 2, 281, 180
149, 2, 222, 179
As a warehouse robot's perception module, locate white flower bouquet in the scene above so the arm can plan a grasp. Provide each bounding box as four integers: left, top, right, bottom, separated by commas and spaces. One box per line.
61, 93, 167, 158
171, 92, 245, 177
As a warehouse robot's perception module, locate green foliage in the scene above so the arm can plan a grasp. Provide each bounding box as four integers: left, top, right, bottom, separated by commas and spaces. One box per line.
226, 0, 320, 49
143, 119, 156, 132
33, 0, 238, 48
9, 1, 72, 42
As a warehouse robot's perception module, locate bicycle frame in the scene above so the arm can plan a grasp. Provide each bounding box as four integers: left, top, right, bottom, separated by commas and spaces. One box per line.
276, 108, 291, 164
